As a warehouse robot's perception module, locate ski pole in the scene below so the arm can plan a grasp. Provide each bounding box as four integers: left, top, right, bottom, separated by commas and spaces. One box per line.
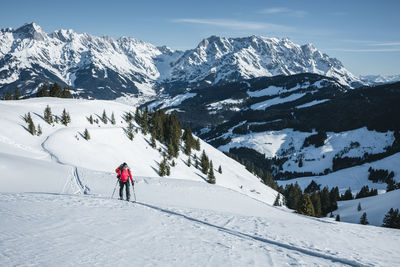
111, 179, 119, 199
132, 180, 136, 202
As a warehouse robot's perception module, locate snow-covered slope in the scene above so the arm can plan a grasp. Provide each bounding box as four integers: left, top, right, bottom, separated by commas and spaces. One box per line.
0, 23, 363, 99
1, 98, 400, 266
360, 74, 400, 85
0, 98, 276, 204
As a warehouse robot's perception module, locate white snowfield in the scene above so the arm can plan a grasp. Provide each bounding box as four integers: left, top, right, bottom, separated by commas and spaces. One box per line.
1, 98, 400, 266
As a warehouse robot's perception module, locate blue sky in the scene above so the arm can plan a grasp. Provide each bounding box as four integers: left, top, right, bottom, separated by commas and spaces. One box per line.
1, 0, 399, 75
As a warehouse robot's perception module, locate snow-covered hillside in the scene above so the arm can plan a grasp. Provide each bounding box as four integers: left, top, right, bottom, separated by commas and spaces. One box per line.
0, 98, 276, 204
1, 98, 400, 266
360, 74, 400, 85
0, 23, 364, 99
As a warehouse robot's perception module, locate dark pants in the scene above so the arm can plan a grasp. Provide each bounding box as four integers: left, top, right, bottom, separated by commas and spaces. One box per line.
119, 181, 130, 200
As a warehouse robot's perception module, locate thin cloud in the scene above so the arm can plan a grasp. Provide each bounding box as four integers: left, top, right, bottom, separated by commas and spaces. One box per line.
259, 7, 307, 18
368, 42, 400, 47
172, 18, 293, 31
325, 48, 400, 52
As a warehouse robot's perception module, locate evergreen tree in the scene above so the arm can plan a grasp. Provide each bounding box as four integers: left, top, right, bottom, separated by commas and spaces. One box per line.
166, 163, 171, 176
273, 194, 281, 206
263, 171, 278, 190
23, 112, 32, 123
88, 115, 94, 124
360, 212, 369, 225
110, 112, 116, 125
171, 160, 176, 167
208, 161, 216, 184
311, 192, 322, 217
284, 183, 303, 211
382, 208, 400, 229
187, 156, 191, 167
55, 116, 59, 124
27, 115, 36, 135
218, 165, 222, 174
4, 91, 12, 100
44, 105, 53, 124
126, 121, 134, 140
194, 138, 201, 151
13, 86, 20, 100
61, 109, 71, 126
194, 154, 199, 169
150, 134, 156, 148
102, 110, 108, 124
335, 214, 341, 222
49, 82, 62, 97
357, 202, 362, 211
300, 194, 315, 217
200, 150, 210, 174
36, 83, 49, 97
134, 107, 141, 124
320, 187, 331, 216
36, 124, 42, 136
61, 87, 72, 98
304, 180, 321, 194
340, 188, 354, 200
83, 129, 90, 140
159, 158, 167, 177
329, 187, 339, 211
141, 107, 148, 134
184, 137, 192, 156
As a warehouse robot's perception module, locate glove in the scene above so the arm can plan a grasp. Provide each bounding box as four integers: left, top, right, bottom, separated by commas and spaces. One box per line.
131, 180, 134, 186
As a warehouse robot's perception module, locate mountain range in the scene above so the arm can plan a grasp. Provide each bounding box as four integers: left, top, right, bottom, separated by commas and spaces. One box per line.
0, 22, 366, 99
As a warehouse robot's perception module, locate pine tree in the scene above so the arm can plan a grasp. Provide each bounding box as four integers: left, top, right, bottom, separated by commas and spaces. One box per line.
159, 158, 167, 177
44, 105, 53, 124
357, 202, 362, 211
300, 194, 315, 217
102, 110, 108, 124
194, 138, 201, 151
13, 86, 20, 100
320, 187, 331, 216
4, 91, 12, 100
200, 150, 209, 174
341, 188, 354, 200
126, 121, 134, 140
218, 165, 222, 174
88, 115, 94, 124
166, 163, 171, 176
27, 116, 36, 135
171, 160, 176, 167
110, 112, 116, 125
37, 83, 49, 97
360, 212, 369, 225
382, 208, 400, 229
208, 161, 216, 184
150, 134, 156, 148
184, 137, 192, 156
194, 154, 199, 169
187, 157, 191, 167
36, 124, 42, 136
61, 109, 71, 126
141, 107, 148, 134
273, 194, 281, 206
83, 128, 90, 140
134, 107, 141, 124
55, 116, 59, 124
311, 192, 322, 217
61, 87, 72, 98
49, 82, 63, 97
335, 214, 341, 222
23, 112, 32, 123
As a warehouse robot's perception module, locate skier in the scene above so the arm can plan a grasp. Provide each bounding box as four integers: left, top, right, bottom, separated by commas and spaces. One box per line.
116, 162, 134, 201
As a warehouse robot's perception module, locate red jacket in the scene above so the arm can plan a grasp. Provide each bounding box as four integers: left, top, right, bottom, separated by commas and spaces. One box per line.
118, 169, 133, 182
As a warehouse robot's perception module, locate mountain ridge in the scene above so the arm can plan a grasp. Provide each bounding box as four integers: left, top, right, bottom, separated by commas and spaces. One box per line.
0, 22, 364, 99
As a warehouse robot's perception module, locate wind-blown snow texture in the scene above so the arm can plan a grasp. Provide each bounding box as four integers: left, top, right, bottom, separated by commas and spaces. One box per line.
1, 98, 399, 266
0, 23, 363, 99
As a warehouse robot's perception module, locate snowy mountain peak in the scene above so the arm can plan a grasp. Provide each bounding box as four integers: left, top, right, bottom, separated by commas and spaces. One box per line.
0, 23, 364, 99
14, 22, 47, 41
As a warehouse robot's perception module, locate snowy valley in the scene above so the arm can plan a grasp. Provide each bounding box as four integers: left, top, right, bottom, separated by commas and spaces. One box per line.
1, 98, 399, 266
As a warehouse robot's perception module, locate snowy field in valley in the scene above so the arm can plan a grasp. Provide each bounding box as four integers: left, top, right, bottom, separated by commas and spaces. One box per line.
1, 98, 400, 266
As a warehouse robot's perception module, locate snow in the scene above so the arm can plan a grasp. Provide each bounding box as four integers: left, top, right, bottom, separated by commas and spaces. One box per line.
334, 189, 400, 226
250, 93, 306, 110
219, 127, 395, 175
296, 99, 330, 109
1, 98, 399, 266
278, 153, 400, 194
207, 98, 243, 110
148, 93, 197, 110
